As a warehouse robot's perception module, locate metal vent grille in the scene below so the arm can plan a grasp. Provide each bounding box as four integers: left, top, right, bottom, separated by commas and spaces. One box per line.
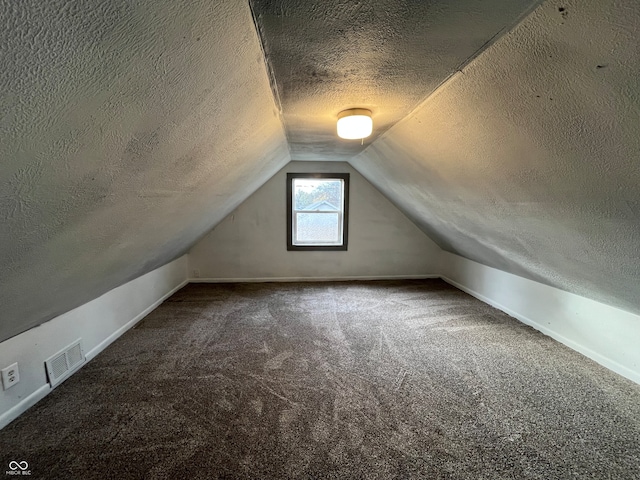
45, 339, 85, 387
67, 343, 83, 368
51, 354, 68, 379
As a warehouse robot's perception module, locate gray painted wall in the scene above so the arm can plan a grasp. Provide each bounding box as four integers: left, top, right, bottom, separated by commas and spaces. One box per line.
352, 0, 640, 315
189, 162, 441, 279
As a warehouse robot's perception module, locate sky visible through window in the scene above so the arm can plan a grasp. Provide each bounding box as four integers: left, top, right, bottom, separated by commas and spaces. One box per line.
293, 179, 343, 245
294, 179, 342, 210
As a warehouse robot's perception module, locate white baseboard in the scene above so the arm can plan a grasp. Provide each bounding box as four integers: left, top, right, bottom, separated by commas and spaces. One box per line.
85, 279, 188, 361
3, 262, 636, 431
0, 257, 188, 431
0, 385, 50, 431
441, 275, 639, 384
189, 274, 440, 283
182, 271, 640, 385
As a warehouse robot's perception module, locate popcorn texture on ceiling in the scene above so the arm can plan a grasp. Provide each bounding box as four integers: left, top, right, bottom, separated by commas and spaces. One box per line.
0, 0, 289, 342
352, 0, 640, 314
1, 0, 638, 343
249, 0, 542, 161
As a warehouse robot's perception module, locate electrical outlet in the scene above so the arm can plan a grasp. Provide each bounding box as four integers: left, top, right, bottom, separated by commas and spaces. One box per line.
193, 269, 200, 278
1, 363, 19, 390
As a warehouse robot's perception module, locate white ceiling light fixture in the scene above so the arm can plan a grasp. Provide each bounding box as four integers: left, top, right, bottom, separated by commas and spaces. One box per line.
337, 109, 373, 140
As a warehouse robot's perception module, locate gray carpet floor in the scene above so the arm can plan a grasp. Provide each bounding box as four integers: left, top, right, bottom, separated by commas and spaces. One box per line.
1, 280, 639, 479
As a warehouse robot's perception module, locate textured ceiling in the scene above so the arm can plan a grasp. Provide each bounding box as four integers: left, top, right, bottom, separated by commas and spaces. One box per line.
249, 0, 541, 161
0, 0, 289, 342
2, 0, 638, 343
352, 0, 640, 314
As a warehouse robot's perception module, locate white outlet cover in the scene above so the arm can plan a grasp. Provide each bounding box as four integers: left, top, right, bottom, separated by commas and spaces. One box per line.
1, 362, 19, 390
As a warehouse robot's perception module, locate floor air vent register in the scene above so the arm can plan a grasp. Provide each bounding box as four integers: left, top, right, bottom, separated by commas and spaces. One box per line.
45, 339, 85, 387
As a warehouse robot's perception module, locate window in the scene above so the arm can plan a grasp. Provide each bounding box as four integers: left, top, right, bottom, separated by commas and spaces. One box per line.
287, 173, 349, 251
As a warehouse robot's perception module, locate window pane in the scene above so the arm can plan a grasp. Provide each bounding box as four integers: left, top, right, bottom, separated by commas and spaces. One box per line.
287, 173, 349, 251
296, 212, 340, 243
294, 179, 343, 211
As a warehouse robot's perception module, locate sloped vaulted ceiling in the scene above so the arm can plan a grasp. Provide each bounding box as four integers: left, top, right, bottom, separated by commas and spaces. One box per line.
351, 0, 640, 315
0, 0, 289, 342
1, 0, 638, 342
249, 0, 542, 161
252, 0, 639, 314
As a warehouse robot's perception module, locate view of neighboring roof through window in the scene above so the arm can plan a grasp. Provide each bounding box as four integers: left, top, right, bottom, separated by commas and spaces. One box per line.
287, 173, 349, 251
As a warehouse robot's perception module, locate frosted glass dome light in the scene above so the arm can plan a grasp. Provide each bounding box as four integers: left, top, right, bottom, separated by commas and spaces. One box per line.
337, 109, 373, 140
